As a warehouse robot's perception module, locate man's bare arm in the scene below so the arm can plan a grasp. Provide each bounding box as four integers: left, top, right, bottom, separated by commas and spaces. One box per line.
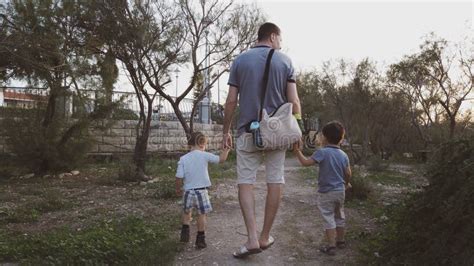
286, 82, 301, 115
223, 86, 238, 134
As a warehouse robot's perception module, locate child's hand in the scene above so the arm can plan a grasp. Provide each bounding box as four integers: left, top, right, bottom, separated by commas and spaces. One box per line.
292, 140, 301, 152
176, 188, 183, 197
345, 182, 352, 191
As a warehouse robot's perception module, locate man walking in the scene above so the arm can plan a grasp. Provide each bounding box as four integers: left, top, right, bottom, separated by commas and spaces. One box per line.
222, 22, 302, 258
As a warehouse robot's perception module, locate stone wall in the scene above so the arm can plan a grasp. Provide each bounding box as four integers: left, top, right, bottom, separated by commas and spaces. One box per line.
0, 120, 223, 154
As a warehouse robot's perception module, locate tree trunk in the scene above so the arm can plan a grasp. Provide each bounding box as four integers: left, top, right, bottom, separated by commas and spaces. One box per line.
361, 124, 370, 165
170, 101, 192, 139
449, 116, 456, 139
39, 79, 62, 173
133, 99, 154, 181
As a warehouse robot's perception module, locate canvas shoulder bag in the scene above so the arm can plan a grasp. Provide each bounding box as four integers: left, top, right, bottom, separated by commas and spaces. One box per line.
250, 49, 302, 150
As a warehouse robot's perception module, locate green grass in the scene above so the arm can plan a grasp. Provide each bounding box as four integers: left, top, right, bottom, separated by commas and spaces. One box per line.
298, 166, 318, 181
146, 157, 177, 177
2, 189, 73, 224
365, 170, 412, 187
0, 215, 181, 265
0, 155, 31, 180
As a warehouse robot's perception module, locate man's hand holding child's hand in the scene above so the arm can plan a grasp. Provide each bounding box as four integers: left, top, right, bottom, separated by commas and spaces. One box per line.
292, 140, 303, 153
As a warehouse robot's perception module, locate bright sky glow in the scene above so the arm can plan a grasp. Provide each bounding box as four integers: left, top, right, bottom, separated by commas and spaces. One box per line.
6, 0, 474, 110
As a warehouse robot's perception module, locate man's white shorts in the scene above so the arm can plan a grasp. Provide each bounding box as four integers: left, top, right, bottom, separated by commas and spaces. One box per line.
235, 133, 286, 184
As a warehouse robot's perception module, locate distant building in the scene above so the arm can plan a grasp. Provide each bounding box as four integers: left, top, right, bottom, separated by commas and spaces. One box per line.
0, 88, 4, 107
0, 87, 48, 108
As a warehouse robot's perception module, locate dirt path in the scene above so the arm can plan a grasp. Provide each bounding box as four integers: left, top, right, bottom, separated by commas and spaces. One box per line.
174, 157, 358, 265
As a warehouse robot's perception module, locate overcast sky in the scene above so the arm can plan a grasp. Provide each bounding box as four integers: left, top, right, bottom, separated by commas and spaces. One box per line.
7, 0, 474, 107
256, 0, 472, 72
186, 0, 473, 104
196, 0, 472, 105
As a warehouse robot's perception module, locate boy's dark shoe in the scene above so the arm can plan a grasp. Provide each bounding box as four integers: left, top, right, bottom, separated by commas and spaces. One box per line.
195, 233, 207, 249
336, 240, 346, 249
180, 225, 190, 243
319, 246, 336, 256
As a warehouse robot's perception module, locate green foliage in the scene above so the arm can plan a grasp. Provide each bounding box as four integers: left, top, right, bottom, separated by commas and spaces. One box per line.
111, 108, 139, 120
0, 216, 180, 265
298, 166, 318, 181
0, 106, 38, 117
366, 156, 390, 172
0, 154, 30, 180
367, 171, 412, 187
146, 157, 177, 177
2, 189, 72, 224
368, 137, 474, 265
117, 159, 137, 182
346, 172, 372, 201
1, 109, 93, 174
152, 176, 178, 200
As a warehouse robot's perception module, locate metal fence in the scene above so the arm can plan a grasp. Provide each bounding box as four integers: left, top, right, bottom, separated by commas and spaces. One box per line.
75, 89, 199, 121
0, 87, 205, 122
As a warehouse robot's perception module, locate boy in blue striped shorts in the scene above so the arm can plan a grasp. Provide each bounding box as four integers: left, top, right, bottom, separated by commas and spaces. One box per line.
293, 121, 352, 256
176, 132, 229, 249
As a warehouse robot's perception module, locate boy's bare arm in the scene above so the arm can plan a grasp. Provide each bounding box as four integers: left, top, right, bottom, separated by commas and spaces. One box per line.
344, 166, 352, 184
292, 143, 316, 166
219, 148, 230, 163
175, 178, 183, 196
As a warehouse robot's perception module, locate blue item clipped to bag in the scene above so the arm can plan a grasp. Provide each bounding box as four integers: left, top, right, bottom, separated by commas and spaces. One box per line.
249, 121, 264, 148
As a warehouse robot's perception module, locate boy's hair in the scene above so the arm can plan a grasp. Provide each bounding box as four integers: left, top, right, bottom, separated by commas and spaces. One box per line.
257, 22, 281, 41
322, 121, 345, 145
188, 131, 207, 146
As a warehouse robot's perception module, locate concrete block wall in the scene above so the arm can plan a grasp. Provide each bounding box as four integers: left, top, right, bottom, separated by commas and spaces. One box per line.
0, 120, 223, 154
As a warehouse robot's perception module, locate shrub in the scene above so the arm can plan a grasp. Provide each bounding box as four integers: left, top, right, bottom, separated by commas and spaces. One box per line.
366, 156, 389, 172
1, 101, 119, 174
117, 159, 137, 182
346, 172, 372, 201
111, 108, 139, 120
1, 109, 92, 174
371, 137, 474, 265
153, 176, 178, 199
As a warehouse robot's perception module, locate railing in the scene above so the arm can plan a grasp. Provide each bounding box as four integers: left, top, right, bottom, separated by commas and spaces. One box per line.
0, 87, 207, 122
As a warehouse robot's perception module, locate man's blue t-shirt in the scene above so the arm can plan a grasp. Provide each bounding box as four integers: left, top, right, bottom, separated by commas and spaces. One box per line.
311, 145, 350, 193
227, 46, 296, 136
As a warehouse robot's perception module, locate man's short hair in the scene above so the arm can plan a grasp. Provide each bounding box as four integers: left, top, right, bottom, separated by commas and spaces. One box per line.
322, 121, 345, 145
257, 22, 281, 42
188, 131, 207, 146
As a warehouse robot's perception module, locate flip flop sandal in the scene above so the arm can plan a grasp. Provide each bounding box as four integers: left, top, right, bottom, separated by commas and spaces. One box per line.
261, 236, 275, 250
232, 245, 262, 258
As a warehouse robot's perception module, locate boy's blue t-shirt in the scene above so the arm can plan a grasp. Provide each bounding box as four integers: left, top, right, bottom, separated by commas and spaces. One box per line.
311, 145, 350, 193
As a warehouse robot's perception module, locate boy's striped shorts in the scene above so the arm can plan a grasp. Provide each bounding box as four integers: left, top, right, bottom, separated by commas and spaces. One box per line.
183, 188, 212, 214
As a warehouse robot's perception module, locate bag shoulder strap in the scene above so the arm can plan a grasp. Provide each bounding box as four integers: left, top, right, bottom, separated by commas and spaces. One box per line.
259, 48, 275, 121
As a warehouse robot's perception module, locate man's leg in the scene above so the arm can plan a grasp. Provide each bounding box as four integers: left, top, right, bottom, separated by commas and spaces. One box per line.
238, 184, 260, 249
260, 149, 285, 246
235, 133, 261, 250
259, 183, 282, 246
